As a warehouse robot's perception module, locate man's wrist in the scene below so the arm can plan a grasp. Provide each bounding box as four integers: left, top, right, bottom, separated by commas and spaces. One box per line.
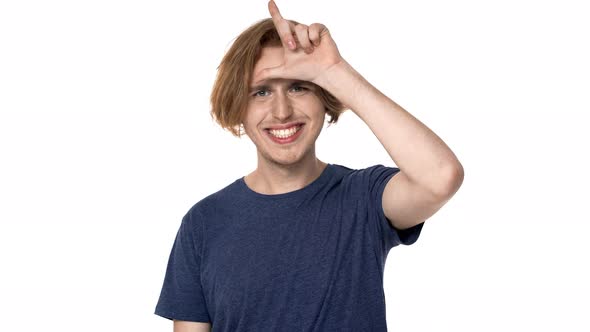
314, 59, 368, 111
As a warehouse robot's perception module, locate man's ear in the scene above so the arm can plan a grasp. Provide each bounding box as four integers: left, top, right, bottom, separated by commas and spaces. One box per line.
238, 123, 246, 137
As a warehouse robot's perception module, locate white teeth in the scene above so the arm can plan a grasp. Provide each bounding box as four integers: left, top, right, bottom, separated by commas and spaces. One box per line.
268, 125, 301, 138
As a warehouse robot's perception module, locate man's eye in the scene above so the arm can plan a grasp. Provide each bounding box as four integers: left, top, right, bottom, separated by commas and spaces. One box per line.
253, 90, 269, 97
291, 85, 307, 92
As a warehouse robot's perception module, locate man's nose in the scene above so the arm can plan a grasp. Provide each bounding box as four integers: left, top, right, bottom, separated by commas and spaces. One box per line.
271, 92, 294, 120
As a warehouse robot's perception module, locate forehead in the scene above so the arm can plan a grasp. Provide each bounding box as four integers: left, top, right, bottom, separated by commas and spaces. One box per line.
254, 46, 283, 69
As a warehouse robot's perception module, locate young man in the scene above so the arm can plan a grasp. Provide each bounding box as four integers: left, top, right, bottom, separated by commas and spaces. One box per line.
154, 1, 464, 331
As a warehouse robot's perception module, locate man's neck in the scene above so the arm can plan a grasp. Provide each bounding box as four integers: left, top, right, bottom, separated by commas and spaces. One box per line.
244, 158, 328, 195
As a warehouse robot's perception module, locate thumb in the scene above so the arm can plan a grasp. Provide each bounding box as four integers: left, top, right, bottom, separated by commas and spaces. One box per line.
253, 64, 287, 85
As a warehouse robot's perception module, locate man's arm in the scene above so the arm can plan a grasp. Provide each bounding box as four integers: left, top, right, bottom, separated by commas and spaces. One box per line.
315, 60, 464, 230
382, 168, 461, 230
255, 0, 463, 229
173, 320, 211, 332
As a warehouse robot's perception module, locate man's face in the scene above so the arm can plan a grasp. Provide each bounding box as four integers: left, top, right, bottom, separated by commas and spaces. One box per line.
242, 46, 326, 167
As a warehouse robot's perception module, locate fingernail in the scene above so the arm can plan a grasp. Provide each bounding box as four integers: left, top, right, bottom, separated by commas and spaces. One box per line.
288, 40, 296, 50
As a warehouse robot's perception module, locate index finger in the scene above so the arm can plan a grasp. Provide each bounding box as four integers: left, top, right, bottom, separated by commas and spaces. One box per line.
268, 0, 296, 50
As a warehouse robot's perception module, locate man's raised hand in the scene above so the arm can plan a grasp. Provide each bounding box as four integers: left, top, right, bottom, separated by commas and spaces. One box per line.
254, 0, 345, 86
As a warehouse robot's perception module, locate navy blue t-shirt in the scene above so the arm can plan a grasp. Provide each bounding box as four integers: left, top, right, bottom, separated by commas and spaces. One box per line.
154, 163, 425, 331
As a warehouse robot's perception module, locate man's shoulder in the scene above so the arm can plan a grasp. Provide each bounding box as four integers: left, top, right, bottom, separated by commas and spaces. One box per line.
332, 162, 397, 178
185, 177, 242, 217
329, 162, 355, 177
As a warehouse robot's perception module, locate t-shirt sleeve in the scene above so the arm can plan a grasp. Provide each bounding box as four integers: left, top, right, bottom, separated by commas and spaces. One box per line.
154, 208, 211, 323
361, 164, 425, 252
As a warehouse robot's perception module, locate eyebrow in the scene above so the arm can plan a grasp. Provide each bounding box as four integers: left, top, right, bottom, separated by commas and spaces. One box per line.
249, 79, 311, 92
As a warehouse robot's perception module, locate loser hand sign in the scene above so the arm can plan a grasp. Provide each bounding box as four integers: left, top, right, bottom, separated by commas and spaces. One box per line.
253, 0, 345, 86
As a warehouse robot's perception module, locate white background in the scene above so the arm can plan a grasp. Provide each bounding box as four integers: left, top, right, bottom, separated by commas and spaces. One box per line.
1, 0, 588, 331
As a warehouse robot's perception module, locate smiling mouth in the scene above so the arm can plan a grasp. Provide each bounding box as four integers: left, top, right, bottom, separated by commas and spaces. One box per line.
264, 124, 304, 143
265, 124, 304, 138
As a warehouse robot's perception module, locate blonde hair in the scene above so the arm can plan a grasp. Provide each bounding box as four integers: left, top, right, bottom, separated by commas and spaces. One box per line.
209, 18, 347, 138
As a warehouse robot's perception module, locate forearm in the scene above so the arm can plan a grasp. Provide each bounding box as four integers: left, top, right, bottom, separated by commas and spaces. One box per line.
316, 60, 463, 196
